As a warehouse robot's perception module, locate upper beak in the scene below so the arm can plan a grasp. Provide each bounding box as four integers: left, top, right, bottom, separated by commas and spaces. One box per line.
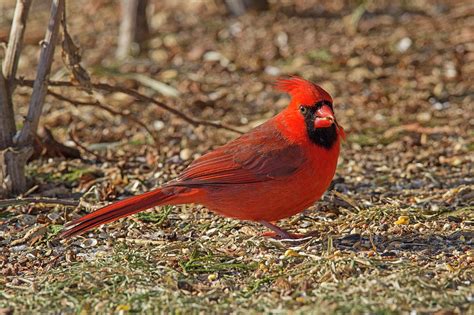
314, 104, 335, 129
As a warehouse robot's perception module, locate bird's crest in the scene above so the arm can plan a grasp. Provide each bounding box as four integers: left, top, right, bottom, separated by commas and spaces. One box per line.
275, 76, 332, 104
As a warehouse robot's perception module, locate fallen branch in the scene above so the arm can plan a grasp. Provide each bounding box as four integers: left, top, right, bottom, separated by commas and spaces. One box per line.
17, 79, 244, 135
0, 197, 79, 209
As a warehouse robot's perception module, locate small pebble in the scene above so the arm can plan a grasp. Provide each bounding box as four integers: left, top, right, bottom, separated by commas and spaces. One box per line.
81, 238, 98, 248
397, 37, 412, 52
180, 148, 192, 161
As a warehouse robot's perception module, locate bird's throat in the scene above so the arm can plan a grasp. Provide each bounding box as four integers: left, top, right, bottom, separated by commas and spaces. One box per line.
304, 111, 338, 149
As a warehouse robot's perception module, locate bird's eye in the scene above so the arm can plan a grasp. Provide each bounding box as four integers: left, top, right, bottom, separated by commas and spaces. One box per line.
299, 106, 307, 115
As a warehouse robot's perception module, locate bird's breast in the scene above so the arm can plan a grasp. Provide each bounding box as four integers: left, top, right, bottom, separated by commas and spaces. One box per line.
199, 141, 340, 222
294, 141, 340, 199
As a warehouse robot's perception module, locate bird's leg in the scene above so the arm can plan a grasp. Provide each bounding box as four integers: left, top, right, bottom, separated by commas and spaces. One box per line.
258, 220, 293, 239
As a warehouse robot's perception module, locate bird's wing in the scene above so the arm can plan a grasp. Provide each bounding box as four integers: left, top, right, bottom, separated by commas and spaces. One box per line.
176, 122, 307, 186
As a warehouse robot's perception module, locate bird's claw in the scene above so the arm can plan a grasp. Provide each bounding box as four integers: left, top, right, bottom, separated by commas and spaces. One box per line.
260, 231, 310, 240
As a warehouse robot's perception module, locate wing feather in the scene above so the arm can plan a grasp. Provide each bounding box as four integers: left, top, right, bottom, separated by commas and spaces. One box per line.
176, 122, 306, 186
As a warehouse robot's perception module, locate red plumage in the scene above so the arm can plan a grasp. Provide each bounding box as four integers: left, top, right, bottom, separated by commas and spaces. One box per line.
61, 77, 344, 239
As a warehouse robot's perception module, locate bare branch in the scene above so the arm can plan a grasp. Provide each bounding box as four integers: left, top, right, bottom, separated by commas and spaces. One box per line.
16, 0, 65, 146
47, 90, 160, 145
2, 0, 32, 87
17, 79, 244, 135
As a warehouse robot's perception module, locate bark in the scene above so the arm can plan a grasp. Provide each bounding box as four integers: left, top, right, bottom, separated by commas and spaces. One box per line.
0, 0, 32, 198
116, 0, 149, 59
0, 147, 32, 197
0, 71, 15, 148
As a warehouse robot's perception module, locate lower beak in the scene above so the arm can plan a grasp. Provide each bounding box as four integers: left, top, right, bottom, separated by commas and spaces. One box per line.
314, 105, 335, 129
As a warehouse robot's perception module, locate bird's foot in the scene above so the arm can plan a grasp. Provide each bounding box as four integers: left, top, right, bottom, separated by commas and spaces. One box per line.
258, 220, 311, 240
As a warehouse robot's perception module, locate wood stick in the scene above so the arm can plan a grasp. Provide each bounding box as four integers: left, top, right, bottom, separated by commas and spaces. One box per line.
0, 197, 79, 209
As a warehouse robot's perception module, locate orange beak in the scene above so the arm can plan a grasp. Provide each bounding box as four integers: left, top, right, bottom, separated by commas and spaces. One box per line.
314, 104, 335, 129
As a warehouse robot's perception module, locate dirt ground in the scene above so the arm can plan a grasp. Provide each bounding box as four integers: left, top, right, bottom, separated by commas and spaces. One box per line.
0, 0, 473, 313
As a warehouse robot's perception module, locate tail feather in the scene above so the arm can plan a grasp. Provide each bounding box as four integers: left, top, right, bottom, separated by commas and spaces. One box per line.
60, 188, 172, 239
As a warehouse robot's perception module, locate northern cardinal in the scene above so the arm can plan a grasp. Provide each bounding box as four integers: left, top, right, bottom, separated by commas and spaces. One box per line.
61, 77, 345, 239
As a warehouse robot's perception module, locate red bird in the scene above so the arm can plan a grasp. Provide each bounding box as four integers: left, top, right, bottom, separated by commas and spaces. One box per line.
61, 77, 345, 239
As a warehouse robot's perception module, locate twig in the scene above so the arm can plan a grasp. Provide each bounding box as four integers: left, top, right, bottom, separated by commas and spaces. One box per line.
0, 197, 79, 209
93, 82, 244, 134
17, 79, 244, 135
16, 0, 65, 146
5, 284, 32, 291
10, 224, 48, 246
68, 127, 117, 163
117, 238, 167, 246
47, 90, 160, 144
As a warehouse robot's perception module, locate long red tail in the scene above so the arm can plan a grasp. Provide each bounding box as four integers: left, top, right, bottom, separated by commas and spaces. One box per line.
60, 187, 176, 238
